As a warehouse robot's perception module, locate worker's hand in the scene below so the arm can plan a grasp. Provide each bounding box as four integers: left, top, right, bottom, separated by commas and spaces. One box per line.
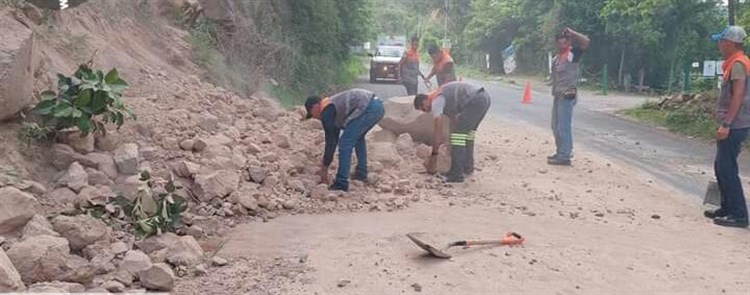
318, 164, 330, 184
562, 27, 572, 36
426, 155, 438, 174
717, 126, 730, 141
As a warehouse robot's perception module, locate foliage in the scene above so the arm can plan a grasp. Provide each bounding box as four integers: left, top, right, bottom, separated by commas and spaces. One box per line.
32, 64, 134, 137
84, 171, 188, 238
17, 122, 54, 147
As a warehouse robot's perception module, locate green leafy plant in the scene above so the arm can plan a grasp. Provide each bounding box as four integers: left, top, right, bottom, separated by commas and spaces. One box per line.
33, 63, 135, 136
17, 122, 53, 147
112, 171, 188, 238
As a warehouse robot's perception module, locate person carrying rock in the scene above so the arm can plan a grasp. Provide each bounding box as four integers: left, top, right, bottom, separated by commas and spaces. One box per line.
424, 44, 456, 87
413, 81, 491, 183
548, 27, 590, 166
704, 26, 750, 228
399, 36, 425, 95
305, 89, 385, 192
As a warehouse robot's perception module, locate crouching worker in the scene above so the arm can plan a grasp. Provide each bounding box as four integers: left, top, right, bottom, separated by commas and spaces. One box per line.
414, 81, 491, 183
305, 89, 385, 192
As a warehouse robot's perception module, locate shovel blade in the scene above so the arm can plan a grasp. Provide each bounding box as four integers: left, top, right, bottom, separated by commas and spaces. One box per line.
704, 180, 721, 206
406, 233, 452, 259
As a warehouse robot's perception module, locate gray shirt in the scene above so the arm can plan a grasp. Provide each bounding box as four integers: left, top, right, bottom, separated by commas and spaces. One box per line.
718, 61, 750, 129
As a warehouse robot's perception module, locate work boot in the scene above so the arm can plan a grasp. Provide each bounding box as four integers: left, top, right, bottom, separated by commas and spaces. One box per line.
547, 157, 571, 166
445, 145, 465, 183
704, 208, 728, 219
464, 140, 475, 175
713, 215, 749, 228
329, 182, 349, 192
547, 154, 558, 160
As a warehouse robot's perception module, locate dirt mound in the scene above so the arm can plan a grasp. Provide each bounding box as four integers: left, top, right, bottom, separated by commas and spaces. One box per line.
0, 0, 440, 292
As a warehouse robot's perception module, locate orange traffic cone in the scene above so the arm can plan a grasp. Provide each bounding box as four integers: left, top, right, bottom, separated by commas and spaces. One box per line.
522, 81, 532, 104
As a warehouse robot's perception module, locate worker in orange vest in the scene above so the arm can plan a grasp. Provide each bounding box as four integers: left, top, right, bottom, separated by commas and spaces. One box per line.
424, 44, 457, 87
399, 36, 425, 95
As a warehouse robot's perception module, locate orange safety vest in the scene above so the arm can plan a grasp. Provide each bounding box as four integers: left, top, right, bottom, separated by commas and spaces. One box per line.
320, 96, 331, 110
433, 51, 453, 72
427, 88, 442, 104
722, 51, 750, 80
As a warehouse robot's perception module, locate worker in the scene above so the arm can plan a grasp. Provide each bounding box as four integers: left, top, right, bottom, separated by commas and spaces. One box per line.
304, 89, 385, 192
548, 27, 590, 166
399, 36, 425, 95
413, 81, 491, 183
704, 26, 750, 228
424, 44, 457, 87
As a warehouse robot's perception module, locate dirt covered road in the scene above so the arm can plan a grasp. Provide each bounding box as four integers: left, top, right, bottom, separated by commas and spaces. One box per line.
174, 118, 750, 295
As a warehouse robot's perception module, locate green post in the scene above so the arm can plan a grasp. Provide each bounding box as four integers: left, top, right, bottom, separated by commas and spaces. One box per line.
683, 62, 690, 93
601, 64, 608, 95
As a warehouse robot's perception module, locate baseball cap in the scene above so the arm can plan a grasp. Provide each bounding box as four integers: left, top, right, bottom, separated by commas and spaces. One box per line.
711, 26, 747, 43
304, 95, 321, 119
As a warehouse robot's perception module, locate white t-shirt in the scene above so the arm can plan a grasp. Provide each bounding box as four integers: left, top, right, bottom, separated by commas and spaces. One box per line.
431, 95, 445, 118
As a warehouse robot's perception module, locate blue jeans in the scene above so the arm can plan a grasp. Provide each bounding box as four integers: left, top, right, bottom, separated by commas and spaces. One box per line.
551, 96, 577, 160
333, 99, 385, 189
715, 127, 749, 219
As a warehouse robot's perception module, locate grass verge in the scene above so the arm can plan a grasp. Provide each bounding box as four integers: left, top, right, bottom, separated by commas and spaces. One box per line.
619, 104, 716, 140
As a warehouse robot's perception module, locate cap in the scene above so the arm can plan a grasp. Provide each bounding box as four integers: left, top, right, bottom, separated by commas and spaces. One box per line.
304, 95, 321, 119
711, 26, 747, 43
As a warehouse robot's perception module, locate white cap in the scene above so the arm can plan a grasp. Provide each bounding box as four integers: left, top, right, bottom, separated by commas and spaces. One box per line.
712, 26, 747, 44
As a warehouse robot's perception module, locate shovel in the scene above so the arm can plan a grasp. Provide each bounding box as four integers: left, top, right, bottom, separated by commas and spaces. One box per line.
704, 180, 721, 206
406, 232, 525, 259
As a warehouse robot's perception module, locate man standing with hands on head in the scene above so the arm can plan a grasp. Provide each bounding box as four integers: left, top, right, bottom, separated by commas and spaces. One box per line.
304, 89, 385, 192
548, 27, 589, 166
704, 26, 750, 228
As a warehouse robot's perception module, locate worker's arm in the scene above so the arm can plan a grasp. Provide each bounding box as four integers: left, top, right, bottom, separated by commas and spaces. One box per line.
718, 64, 747, 140
565, 27, 590, 50
424, 66, 436, 81
320, 108, 339, 183
432, 116, 444, 154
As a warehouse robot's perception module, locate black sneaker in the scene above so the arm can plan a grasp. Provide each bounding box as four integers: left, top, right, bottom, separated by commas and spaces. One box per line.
547, 154, 558, 160
713, 216, 749, 228
328, 183, 349, 192
547, 158, 571, 166
704, 209, 728, 219
351, 173, 367, 182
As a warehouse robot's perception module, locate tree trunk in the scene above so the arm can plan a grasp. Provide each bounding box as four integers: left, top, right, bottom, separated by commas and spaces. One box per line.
618, 48, 625, 87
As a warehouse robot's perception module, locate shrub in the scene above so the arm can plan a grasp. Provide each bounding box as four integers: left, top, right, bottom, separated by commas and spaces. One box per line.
32, 64, 135, 136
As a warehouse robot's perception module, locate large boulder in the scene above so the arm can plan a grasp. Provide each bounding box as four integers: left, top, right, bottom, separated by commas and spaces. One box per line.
0, 10, 36, 121
368, 142, 403, 168
0, 248, 24, 292
378, 96, 449, 145
0, 186, 37, 234
6, 235, 95, 284
194, 169, 240, 201
51, 214, 109, 251
165, 236, 204, 267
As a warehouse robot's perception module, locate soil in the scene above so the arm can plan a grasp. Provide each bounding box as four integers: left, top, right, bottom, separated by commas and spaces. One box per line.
173, 118, 750, 295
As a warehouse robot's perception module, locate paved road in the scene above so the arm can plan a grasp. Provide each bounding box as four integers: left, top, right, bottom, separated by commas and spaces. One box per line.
356, 76, 750, 200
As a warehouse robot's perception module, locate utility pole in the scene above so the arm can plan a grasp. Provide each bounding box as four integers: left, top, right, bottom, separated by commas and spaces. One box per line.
728, 0, 735, 25
443, 0, 451, 51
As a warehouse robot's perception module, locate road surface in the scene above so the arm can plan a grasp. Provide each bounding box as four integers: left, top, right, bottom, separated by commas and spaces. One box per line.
356, 76, 750, 200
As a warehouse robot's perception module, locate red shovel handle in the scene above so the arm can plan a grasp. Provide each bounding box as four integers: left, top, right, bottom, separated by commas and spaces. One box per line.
501, 232, 525, 245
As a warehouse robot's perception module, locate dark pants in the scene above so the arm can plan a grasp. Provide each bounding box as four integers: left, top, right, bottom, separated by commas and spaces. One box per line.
715, 127, 749, 219
448, 91, 491, 180
333, 99, 385, 190
403, 82, 418, 96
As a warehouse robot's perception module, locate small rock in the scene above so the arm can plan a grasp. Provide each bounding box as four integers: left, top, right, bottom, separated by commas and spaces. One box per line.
110, 242, 129, 255
0, 187, 38, 234
193, 138, 208, 152
185, 226, 204, 239
248, 166, 268, 183
411, 283, 422, 292
193, 264, 208, 276
84, 152, 118, 179
51, 214, 109, 251
595, 213, 605, 218
18, 180, 47, 195
86, 168, 113, 186
50, 187, 78, 204
28, 281, 85, 293
138, 263, 175, 291
273, 134, 291, 149
246, 143, 262, 155
112, 270, 134, 287
121, 250, 152, 275
211, 256, 228, 267
95, 133, 119, 152
134, 233, 179, 254
139, 146, 159, 161
288, 180, 306, 192
194, 170, 240, 202
59, 162, 89, 192
337, 279, 351, 288
113, 143, 140, 175
282, 199, 299, 210
65, 131, 95, 154
198, 112, 219, 132
0, 248, 24, 292
174, 160, 200, 178
179, 139, 195, 151
651, 214, 661, 220
103, 280, 125, 293
166, 236, 204, 267
263, 175, 279, 188
21, 214, 59, 239
259, 152, 279, 163
538, 168, 548, 174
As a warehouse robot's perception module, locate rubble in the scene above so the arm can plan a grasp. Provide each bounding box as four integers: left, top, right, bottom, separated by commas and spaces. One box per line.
51, 214, 110, 251
138, 263, 175, 291
0, 187, 37, 234
121, 250, 152, 275
0, 248, 24, 292
6, 235, 95, 284
166, 236, 204, 267
114, 143, 140, 175
21, 214, 59, 238
58, 162, 89, 193
194, 169, 240, 201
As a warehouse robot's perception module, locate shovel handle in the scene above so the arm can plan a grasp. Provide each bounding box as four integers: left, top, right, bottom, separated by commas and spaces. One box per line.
461, 232, 525, 247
